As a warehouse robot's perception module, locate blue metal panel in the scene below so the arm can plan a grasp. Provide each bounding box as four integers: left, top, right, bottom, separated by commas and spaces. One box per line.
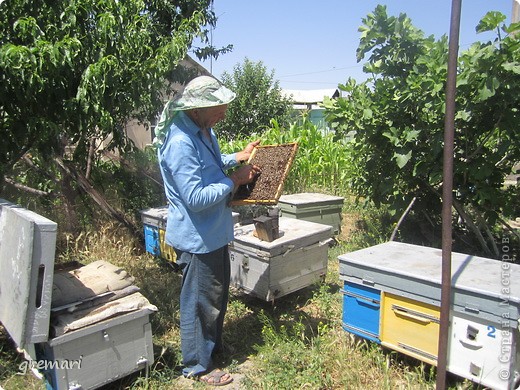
342, 281, 381, 343
143, 225, 160, 256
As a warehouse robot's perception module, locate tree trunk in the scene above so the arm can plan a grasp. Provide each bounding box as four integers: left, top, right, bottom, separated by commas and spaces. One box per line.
54, 157, 144, 244
56, 163, 81, 235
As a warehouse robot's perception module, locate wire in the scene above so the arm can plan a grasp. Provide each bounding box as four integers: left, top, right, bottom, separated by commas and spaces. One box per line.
279, 65, 363, 78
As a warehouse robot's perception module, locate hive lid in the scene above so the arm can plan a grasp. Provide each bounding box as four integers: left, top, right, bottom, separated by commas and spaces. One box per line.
232, 217, 332, 257
278, 192, 345, 206
140, 205, 168, 229
0, 199, 57, 347
339, 241, 520, 324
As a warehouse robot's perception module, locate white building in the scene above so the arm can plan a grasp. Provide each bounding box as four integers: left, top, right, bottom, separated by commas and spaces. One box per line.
282, 88, 339, 129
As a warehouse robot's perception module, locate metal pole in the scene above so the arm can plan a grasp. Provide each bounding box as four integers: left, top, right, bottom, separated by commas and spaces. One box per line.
436, 0, 462, 388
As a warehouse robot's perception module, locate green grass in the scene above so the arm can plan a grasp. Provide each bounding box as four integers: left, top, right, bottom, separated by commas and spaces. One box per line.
0, 205, 478, 390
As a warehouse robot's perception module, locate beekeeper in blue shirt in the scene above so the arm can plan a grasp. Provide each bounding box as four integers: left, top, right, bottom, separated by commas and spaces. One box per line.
156, 75, 260, 386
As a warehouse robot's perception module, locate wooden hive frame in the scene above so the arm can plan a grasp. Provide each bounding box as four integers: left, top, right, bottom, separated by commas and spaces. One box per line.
230, 142, 298, 206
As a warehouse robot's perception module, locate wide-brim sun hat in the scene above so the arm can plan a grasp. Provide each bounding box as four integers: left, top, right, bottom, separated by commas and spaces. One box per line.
170, 75, 236, 110
154, 76, 236, 146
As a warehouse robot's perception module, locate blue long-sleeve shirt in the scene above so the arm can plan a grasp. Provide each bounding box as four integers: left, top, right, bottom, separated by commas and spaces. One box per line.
157, 111, 238, 253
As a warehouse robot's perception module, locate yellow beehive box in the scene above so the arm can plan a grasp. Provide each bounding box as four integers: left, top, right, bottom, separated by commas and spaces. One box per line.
380, 292, 440, 366
158, 228, 176, 263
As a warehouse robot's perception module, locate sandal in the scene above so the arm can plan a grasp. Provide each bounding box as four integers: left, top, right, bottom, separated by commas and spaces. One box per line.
198, 369, 233, 386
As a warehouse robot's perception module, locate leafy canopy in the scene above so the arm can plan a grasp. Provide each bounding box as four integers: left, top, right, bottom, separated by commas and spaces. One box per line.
323, 5, 520, 243
0, 0, 224, 184
215, 58, 293, 140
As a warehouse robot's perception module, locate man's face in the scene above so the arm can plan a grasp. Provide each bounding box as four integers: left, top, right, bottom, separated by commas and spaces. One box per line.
194, 104, 228, 129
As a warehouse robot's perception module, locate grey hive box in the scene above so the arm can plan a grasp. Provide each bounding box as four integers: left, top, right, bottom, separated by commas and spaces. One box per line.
0, 198, 57, 348
0, 199, 157, 390
338, 241, 520, 325
229, 217, 332, 301
278, 192, 344, 235
39, 307, 154, 390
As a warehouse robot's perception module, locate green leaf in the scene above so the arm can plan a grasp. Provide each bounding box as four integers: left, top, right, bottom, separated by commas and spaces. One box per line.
394, 150, 412, 168
502, 62, 520, 74
476, 11, 506, 34
479, 87, 493, 100
404, 129, 420, 142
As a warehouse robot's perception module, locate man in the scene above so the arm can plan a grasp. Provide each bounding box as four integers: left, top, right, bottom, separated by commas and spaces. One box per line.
157, 76, 260, 386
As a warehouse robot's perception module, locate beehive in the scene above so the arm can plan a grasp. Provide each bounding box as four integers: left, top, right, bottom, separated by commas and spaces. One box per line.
0, 199, 157, 390
229, 217, 332, 301
278, 192, 344, 235
338, 241, 520, 390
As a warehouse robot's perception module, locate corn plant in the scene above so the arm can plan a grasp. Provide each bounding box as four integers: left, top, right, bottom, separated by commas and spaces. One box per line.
220, 117, 353, 195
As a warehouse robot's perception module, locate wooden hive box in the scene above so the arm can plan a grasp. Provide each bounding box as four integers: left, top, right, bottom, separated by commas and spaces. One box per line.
0, 199, 157, 390
278, 192, 345, 235
229, 217, 332, 302
338, 241, 520, 390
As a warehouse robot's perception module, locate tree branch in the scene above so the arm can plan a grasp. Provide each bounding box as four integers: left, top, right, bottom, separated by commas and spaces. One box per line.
390, 196, 416, 241
4, 177, 51, 196
54, 157, 144, 243
451, 199, 493, 257
421, 179, 494, 256
101, 150, 163, 188
22, 155, 60, 185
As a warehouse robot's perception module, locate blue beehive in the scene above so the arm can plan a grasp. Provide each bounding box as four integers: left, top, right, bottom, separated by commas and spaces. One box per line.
139, 206, 168, 257
342, 281, 380, 343
143, 224, 160, 256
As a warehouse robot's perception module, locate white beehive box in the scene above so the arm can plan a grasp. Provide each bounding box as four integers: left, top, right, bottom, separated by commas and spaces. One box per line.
230, 217, 332, 301
0, 199, 157, 390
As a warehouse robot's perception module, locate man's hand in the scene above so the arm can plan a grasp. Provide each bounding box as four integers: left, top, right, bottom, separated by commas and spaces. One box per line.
236, 139, 261, 163
230, 164, 261, 188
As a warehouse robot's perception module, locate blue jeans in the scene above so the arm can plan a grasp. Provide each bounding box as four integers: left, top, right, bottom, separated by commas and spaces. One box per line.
175, 246, 230, 377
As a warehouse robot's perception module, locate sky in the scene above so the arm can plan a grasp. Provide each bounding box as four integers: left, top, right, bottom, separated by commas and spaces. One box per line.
194, 0, 515, 91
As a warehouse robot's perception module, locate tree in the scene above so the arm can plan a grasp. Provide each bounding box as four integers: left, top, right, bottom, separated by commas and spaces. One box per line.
0, 0, 229, 233
215, 58, 293, 139
323, 6, 520, 257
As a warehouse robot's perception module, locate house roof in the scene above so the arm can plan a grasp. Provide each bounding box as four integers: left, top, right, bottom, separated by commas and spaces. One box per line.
282, 88, 339, 104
